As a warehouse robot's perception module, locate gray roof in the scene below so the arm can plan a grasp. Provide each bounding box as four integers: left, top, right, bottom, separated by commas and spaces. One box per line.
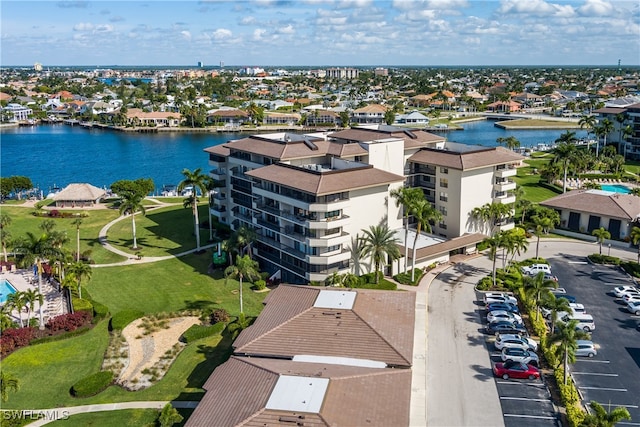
541, 189, 640, 221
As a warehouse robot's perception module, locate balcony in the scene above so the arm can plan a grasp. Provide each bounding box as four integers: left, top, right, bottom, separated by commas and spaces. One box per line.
494, 165, 517, 178
307, 215, 350, 230
307, 231, 350, 248
495, 218, 515, 232
256, 218, 281, 232
307, 249, 350, 265
493, 194, 516, 205
210, 204, 226, 214
209, 168, 227, 180
493, 180, 516, 192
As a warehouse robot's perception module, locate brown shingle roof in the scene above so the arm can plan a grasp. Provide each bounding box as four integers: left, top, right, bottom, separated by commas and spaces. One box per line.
203, 144, 230, 156
353, 104, 388, 113
401, 233, 487, 261
541, 189, 640, 221
185, 356, 411, 427
246, 163, 405, 195
409, 146, 523, 170
233, 285, 415, 367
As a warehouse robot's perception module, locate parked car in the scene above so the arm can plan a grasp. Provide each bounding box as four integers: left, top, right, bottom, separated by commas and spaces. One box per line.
487, 310, 523, 324
501, 347, 539, 366
542, 302, 585, 319
483, 292, 518, 305
556, 294, 577, 304
493, 360, 540, 380
622, 294, 640, 303
625, 301, 640, 315
486, 320, 527, 336
575, 340, 597, 358
521, 264, 551, 276
551, 288, 567, 294
495, 334, 538, 351
542, 273, 559, 282
560, 313, 595, 332
612, 285, 639, 298
486, 302, 519, 313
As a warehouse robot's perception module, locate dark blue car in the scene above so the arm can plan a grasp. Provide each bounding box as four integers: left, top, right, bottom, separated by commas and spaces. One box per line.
486, 320, 527, 336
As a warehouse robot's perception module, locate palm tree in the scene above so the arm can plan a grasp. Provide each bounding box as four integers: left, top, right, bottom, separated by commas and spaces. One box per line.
579, 115, 597, 140
630, 226, 640, 263
542, 293, 571, 335
360, 223, 401, 284
342, 272, 359, 288
118, 191, 146, 250
325, 271, 344, 287
552, 142, 577, 193
504, 230, 529, 268
532, 215, 555, 259
72, 218, 83, 262
6, 292, 26, 328
549, 319, 590, 385
580, 401, 631, 427
594, 119, 614, 157
0, 213, 11, 263
471, 202, 513, 236
524, 271, 557, 321
482, 233, 504, 287
21, 288, 43, 326
409, 199, 442, 281
13, 232, 62, 329
496, 136, 521, 151
0, 371, 19, 402
592, 227, 611, 255
178, 168, 209, 251
390, 187, 423, 273
224, 254, 260, 315
67, 262, 92, 299
556, 130, 578, 146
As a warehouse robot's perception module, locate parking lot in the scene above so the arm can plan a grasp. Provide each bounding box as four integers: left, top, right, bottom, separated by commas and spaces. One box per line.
549, 257, 640, 425
477, 292, 561, 427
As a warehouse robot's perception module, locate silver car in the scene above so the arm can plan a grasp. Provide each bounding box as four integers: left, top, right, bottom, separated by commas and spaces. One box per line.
501, 347, 539, 366
575, 340, 597, 358
494, 334, 538, 351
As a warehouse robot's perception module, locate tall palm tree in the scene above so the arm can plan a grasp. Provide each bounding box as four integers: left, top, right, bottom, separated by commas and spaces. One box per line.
592, 227, 611, 255
482, 233, 504, 287
581, 401, 631, 427
118, 191, 146, 250
390, 186, 423, 273
552, 142, 577, 193
630, 226, 640, 263
549, 319, 590, 385
13, 231, 62, 329
360, 223, 401, 284
0, 213, 11, 263
6, 292, 26, 328
178, 168, 209, 251
504, 230, 529, 268
496, 136, 521, 151
532, 215, 555, 259
594, 119, 614, 157
524, 271, 557, 321
542, 293, 571, 335
21, 288, 43, 326
348, 233, 367, 277
471, 202, 513, 236
67, 262, 92, 299
224, 254, 260, 315
72, 218, 83, 262
0, 371, 19, 402
409, 199, 442, 281
579, 115, 597, 140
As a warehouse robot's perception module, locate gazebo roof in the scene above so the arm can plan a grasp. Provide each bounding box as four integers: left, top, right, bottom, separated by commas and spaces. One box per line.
51, 183, 106, 201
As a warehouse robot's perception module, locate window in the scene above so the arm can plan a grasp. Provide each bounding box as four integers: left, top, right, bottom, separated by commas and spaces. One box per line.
440, 167, 448, 174
439, 192, 448, 202
439, 206, 447, 216
439, 222, 447, 230
439, 178, 448, 188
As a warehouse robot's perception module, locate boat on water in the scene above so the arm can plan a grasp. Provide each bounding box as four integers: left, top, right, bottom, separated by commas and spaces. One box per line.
46, 185, 62, 199
161, 184, 178, 197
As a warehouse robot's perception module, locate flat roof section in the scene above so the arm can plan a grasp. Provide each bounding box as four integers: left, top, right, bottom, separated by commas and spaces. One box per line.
265, 375, 329, 413
313, 289, 357, 309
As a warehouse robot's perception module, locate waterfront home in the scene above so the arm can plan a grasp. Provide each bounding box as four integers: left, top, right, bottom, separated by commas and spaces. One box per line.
262, 111, 300, 126
51, 183, 106, 208
303, 109, 340, 126
125, 108, 181, 127
206, 108, 250, 126
486, 100, 522, 113
396, 111, 430, 125
351, 103, 388, 124
0, 103, 33, 122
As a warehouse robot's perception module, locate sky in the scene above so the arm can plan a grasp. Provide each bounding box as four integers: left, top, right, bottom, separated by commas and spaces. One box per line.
1, 0, 639, 67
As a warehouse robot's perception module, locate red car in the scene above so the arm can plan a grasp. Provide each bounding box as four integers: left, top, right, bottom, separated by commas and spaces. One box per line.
493, 360, 540, 380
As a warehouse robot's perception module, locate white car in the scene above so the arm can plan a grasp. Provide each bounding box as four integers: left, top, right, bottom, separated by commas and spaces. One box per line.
483, 292, 517, 305
613, 285, 639, 298
487, 310, 523, 324
542, 303, 585, 319
626, 301, 640, 315
622, 293, 640, 303
521, 264, 551, 276
501, 347, 540, 366
576, 340, 597, 358
494, 334, 538, 351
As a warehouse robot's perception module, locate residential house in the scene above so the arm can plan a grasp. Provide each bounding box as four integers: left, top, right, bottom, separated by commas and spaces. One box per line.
351, 103, 388, 124
304, 109, 340, 126
396, 111, 429, 125
125, 108, 181, 127
263, 112, 300, 126
206, 109, 249, 126
0, 103, 33, 122
486, 100, 522, 113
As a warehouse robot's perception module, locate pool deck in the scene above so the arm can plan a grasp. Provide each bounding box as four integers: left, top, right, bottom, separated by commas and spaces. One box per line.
0, 270, 67, 325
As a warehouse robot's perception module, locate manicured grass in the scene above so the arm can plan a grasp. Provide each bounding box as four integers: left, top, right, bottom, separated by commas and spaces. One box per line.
513, 159, 560, 203
496, 119, 582, 128
87, 253, 267, 317
47, 409, 159, 427
105, 204, 210, 257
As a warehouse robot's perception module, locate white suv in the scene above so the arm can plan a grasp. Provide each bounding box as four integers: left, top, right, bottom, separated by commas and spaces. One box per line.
521, 264, 551, 276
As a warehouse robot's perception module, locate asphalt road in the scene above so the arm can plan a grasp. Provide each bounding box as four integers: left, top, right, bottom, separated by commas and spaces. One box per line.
426, 238, 640, 426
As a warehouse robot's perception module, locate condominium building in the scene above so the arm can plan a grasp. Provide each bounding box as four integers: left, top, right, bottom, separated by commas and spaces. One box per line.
594, 103, 640, 159
205, 125, 522, 284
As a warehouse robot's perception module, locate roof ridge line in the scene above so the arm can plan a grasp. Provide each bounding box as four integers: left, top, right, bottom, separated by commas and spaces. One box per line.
351, 310, 412, 367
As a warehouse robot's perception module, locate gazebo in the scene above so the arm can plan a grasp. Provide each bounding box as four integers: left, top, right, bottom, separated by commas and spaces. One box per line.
51, 183, 106, 208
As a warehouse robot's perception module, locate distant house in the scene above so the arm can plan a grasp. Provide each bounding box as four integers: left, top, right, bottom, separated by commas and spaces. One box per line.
304, 109, 340, 126
51, 183, 106, 208
396, 111, 429, 125
351, 103, 388, 124
1, 103, 33, 122
207, 109, 249, 125
486, 100, 521, 113
263, 111, 300, 125
125, 108, 181, 127
541, 189, 640, 240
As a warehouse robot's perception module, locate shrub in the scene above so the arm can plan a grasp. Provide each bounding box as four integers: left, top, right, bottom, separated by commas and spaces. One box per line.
476, 277, 493, 291
210, 308, 230, 324
30, 326, 92, 345
393, 269, 424, 286
253, 279, 266, 290
0, 327, 36, 356
621, 261, 640, 278
110, 310, 144, 331
72, 297, 93, 313
71, 371, 114, 398
46, 311, 92, 332
182, 322, 226, 343
587, 254, 620, 265
92, 301, 109, 320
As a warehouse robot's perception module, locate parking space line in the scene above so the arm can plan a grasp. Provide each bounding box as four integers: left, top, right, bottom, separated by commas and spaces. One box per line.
618, 422, 640, 426
572, 372, 618, 377
495, 381, 544, 387
503, 414, 557, 420
580, 386, 627, 392
500, 397, 551, 403
593, 404, 638, 409
574, 360, 610, 363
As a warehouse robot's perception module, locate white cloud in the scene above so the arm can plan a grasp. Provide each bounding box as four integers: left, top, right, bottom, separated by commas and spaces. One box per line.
94, 24, 113, 33
212, 28, 232, 40
240, 16, 256, 25
278, 24, 295, 34
498, 0, 575, 17
181, 30, 191, 41
578, 0, 614, 17
253, 28, 267, 40
73, 22, 94, 31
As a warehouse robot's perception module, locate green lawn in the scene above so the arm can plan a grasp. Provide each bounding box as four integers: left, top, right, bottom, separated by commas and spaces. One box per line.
514, 158, 561, 203
47, 409, 159, 427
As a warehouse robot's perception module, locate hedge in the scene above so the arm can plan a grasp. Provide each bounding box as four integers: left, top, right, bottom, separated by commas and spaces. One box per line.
587, 254, 621, 265
29, 326, 92, 346
92, 301, 109, 320
621, 261, 640, 278
71, 371, 114, 398
110, 310, 144, 331
72, 297, 93, 313
393, 269, 425, 286
181, 322, 226, 343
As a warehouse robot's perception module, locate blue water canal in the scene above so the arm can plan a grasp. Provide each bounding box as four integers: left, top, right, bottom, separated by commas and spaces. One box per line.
0, 120, 587, 194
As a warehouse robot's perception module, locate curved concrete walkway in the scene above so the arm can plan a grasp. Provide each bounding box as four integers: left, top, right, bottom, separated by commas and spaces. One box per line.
25, 400, 199, 426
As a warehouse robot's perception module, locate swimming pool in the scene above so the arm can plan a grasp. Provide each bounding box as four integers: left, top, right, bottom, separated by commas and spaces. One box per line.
0, 279, 18, 304
601, 184, 632, 194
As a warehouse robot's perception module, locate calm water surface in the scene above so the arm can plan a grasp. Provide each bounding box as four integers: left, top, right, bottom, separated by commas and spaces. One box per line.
1, 120, 586, 193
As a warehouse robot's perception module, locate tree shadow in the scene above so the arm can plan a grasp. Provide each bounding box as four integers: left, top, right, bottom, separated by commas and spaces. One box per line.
470, 363, 494, 382
185, 328, 235, 389
463, 310, 483, 325
466, 334, 488, 348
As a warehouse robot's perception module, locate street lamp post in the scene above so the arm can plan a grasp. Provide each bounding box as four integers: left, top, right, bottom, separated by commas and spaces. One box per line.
608, 244, 611, 256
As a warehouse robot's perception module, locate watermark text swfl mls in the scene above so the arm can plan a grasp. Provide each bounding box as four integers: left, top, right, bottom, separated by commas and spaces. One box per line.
2, 410, 70, 421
